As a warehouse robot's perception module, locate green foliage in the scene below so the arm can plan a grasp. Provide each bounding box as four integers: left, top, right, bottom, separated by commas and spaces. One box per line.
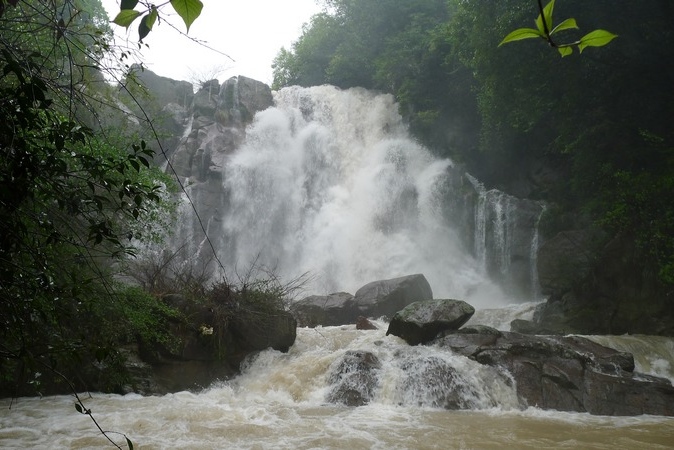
109, 286, 184, 351
113, 0, 203, 40
499, 0, 617, 56
0, 0, 178, 408
598, 152, 674, 284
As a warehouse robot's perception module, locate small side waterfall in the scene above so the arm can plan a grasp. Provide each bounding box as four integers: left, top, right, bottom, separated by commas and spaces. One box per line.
469, 176, 545, 299
529, 204, 545, 299
585, 335, 674, 385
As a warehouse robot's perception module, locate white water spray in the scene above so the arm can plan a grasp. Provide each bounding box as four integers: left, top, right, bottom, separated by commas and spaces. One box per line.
219, 86, 509, 306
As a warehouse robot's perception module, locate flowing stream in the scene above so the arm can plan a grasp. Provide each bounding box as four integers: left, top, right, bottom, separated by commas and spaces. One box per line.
2, 304, 674, 449
3, 86, 672, 448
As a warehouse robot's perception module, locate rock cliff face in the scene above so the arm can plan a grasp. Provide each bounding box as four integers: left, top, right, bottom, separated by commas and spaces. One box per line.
133, 292, 296, 394
436, 327, 674, 416
119, 65, 195, 163
167, 75, 274, 268
526, 232, 674, 336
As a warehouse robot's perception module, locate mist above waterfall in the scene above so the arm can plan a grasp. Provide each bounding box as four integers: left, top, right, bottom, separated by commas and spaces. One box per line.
217, 85, 517, 307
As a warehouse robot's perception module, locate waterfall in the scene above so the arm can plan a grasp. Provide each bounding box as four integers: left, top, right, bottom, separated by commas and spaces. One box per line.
163, 84, 548, 306
530, 204, 545, 299
468, 175, 544, 299
216, 85, 515, 307
584, 335, 674, 385
473, 188, 514, 275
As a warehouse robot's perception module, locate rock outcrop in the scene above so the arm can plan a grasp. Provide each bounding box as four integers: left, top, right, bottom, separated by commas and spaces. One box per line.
356, 316, 378, 330
352, 274, 433, 320
291, 274, 433, 327
524, 233, 674, 336
135, 293, 296, 393
386, 299, 475, 345
435, 328, 674, 416
119, 65, 195, 162
291, 292, 355, 327
168, 75, 274, 269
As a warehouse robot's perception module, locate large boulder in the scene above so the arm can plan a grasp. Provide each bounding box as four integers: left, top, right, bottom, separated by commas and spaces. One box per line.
386, 299, 475, 345
290, 274, 434, 327
229, 309, 297, 353
135, 293, 297, 393
353, 274, 433, 320
290, 292, 355, 327
435, 329, 674, 416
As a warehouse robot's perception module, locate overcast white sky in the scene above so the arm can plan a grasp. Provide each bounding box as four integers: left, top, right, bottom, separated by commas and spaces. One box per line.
101, 0, 322, 86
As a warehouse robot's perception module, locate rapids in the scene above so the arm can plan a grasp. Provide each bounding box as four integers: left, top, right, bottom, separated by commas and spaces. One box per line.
2, 305, 674, 449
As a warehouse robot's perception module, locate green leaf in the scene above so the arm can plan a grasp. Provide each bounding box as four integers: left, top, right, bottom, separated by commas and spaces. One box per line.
499, 28, 544, 46
138, 7, 158, 41
120, 0, 138, 9
578, 29, 618, 53
113, 9, 141, 29
551, 18, 578, 35
170, 0, 203, 32
557, 46, 573, 57
126, 437, 134, 450
535, 0, 555, 34
75, 403, 83, 414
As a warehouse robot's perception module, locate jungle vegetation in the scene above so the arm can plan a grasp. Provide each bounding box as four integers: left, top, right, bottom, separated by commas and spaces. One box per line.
272, 0, 674, 285
0, 0, 182, 400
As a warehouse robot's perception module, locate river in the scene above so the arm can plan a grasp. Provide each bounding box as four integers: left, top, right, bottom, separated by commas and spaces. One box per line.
2, 304, 673, 449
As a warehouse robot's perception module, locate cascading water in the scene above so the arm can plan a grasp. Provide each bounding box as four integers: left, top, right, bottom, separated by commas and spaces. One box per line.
529, 204, 545, 299
469, 175, 545, 299
215, 85, 544, 306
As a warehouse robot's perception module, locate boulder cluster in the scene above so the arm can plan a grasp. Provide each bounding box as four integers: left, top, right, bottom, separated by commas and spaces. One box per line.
293, 273, 674, 416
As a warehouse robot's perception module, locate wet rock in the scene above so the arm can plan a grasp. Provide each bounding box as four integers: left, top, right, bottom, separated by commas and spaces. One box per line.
133, 293, 296, 394
167, 75, 275, 273
533, 233, 674, 336
327, 351, 381, 406
353, 274, 433, 320
230, 309, 297, 353
386, 299, 475, 345
291, 274, 433, 327
537, 230, 597, 298
510, 318, 567, 335
434, 331, 674, 416
397, 356, 482, 409
356, 316, 378, 330
290, 292, 355, 327
456, 325, 502, 336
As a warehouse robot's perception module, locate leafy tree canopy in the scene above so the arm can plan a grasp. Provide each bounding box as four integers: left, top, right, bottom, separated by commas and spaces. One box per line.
272, 0, 674, 283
